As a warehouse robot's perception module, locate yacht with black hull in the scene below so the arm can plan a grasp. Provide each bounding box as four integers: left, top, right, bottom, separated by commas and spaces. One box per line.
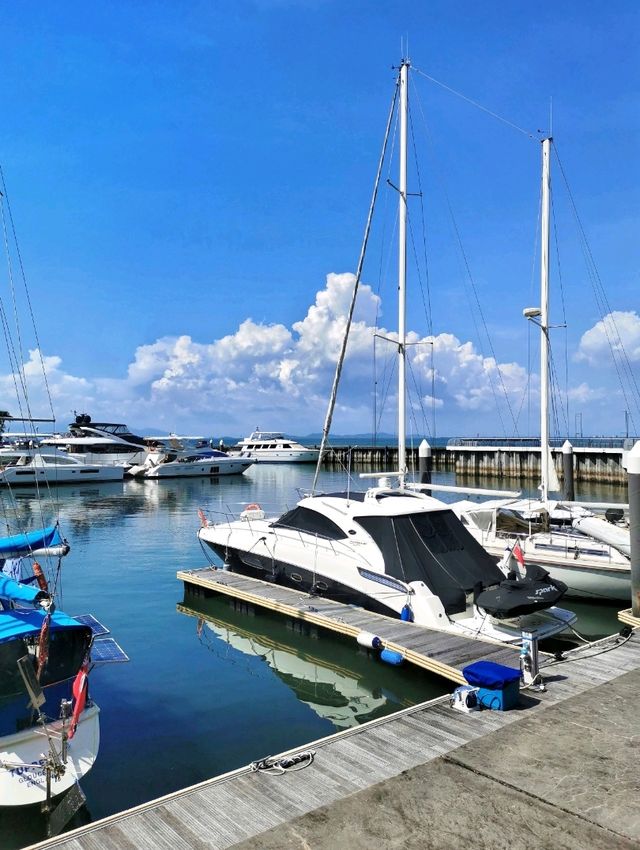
198, 57, 577, 645
198, 487, 575, 643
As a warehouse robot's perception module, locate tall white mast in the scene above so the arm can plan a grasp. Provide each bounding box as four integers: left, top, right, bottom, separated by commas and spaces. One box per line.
397, 58, 409, 486
539, 137, 551, 504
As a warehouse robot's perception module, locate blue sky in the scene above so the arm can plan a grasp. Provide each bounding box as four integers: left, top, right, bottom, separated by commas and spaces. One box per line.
0, 1, 638, 439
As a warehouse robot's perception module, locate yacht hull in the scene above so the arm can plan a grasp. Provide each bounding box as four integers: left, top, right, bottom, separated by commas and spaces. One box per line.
201, 536, 574, 642
231, 450, 319, 463
0, 467, 124, 486
212, 544, 395, 617
133, 459, 253, 478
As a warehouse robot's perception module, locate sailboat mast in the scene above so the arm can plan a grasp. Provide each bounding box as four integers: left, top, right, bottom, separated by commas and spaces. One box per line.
539, 137, 552, 504
397, 58, 409, 486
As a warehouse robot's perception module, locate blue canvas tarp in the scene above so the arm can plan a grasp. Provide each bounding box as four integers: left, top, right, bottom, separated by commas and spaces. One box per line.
0, 607, 83, 644
0, 525, 67, 558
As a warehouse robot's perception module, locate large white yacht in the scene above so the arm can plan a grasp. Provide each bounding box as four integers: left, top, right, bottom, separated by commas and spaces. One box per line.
128, 447, 253, 479
199, 59, 577, 646
42, 414, 149, 469
230, 429, 320, 463
198, 487, 576, 644
0, 448, 124, 485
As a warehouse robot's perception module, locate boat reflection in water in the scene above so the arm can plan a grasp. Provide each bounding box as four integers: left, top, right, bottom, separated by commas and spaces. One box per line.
178, 591, 448, 731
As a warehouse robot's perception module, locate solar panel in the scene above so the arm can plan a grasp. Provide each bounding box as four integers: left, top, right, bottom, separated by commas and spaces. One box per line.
91, 637, 129, 664
73, 613, 110, 637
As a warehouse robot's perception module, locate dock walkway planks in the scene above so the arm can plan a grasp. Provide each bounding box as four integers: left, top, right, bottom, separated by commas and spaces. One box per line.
28, 631, 640, 850
177, 567, 521, 683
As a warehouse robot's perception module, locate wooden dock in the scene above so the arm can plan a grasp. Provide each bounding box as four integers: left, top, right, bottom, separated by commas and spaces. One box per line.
26, 625, 640, 850
177, 567, 521, 684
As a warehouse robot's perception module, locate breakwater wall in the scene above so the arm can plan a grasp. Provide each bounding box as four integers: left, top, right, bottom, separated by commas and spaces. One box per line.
320, 444, 629, 484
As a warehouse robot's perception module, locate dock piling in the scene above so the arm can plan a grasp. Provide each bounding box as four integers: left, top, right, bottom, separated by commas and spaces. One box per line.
562, 439, 575, 501
418, 439, 432, 484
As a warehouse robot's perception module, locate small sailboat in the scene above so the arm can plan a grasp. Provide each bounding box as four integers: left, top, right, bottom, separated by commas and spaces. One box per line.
450, 138, 631, 602
0, 534, 128, 808
198, 58, 576, 645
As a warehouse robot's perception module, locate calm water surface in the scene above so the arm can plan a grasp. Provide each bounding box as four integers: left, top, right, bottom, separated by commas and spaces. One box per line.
1, 465, 627, 848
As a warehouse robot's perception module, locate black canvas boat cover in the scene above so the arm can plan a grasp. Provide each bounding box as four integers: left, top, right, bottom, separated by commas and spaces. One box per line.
355, 510, 506, 614
474, 577, 566, 618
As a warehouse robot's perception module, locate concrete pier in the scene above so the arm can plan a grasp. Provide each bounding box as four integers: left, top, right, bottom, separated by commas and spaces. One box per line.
234, 666, 640, 850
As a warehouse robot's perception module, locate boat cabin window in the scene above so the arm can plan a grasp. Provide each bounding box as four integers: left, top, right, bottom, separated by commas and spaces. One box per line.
271, 507, 348, 540
355, 510, 505, 615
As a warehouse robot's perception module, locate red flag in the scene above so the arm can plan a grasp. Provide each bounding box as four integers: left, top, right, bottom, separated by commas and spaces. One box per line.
512, 542, 525, 568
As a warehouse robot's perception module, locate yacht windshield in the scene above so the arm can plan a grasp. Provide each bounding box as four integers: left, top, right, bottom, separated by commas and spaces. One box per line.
355, 510, 505, 614
271, 507, 347, 540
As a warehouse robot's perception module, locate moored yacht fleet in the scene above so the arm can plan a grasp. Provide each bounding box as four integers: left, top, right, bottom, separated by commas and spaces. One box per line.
0, 414, 321, 483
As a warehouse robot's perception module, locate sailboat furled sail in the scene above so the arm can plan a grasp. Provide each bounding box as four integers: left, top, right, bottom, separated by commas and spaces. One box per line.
198, 58, 577, 645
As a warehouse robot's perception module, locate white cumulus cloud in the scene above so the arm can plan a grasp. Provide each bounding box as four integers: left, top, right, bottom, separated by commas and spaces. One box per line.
0, 274, 582, 435
576, 310, 640, 365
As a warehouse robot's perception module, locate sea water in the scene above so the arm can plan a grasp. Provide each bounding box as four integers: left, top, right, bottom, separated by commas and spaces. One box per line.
0, 464, 625, 848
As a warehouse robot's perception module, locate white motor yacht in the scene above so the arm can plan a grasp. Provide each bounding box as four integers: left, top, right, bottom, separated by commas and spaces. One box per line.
128, 448, 253, 479
199, 58, 577, 646
0, 449, 124, 485
230, 430, 320, 463
199, 487, 576, 644
42, 414, 149, 469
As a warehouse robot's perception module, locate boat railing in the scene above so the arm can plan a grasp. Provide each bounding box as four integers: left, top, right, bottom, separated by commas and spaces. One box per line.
447, 436, 635, 450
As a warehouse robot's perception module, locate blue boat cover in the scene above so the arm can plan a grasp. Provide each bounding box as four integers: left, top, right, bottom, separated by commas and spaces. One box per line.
0, 607, 84, 644
0, 575, 43, 606
0, 525, 65, 557
463, 660, 521, 689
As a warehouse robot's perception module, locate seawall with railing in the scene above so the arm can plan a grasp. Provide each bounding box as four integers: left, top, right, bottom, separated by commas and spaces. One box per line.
319, 438, 635, 484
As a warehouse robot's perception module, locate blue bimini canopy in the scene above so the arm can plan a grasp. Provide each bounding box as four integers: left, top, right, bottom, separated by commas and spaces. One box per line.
0, 525, 69, 559
0, 607, 86, 645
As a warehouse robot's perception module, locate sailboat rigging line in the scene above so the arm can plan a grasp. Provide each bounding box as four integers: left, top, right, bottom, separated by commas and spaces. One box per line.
372, 210, 399, 447
407, 356, 434, 439
409, 106, 436, 438
0, 170, 56, 423
412, 67, 537, 140
410, 75, 518, 439
553, 145, 640, 425
311, 72, 400, 495
550, 191, 571, 436
409, 107, 434, 339
375, 350, 397, 436
0, 171, 61, 518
